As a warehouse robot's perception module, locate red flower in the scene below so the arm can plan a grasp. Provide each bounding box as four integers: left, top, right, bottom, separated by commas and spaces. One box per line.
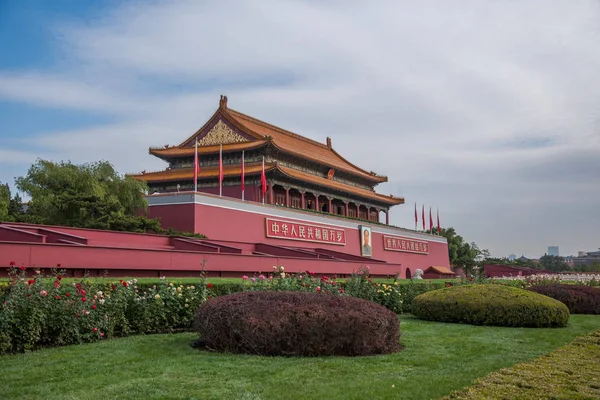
81, 297, 87, 302
339, 289, 344, 294
92, 305, 97, 309
207, 283, 213, 289
321, 276, 329, 281
122, 281, 128, 287
92, 327, 98, 333
80, 289, 86, 295
54, 280, 60, 288
57, 275, 62, 280
9, 261, 15, 266
111, 285, 117, 291
65, 292, 71, 297
20, 265, 26, 271
56, 295, 61, 300
207, 295, 213, 299
27, 279, 35, 285
56, 263, 61, 268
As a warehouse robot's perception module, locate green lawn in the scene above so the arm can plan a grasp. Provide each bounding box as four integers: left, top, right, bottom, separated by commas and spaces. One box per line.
1, 314, 599, 400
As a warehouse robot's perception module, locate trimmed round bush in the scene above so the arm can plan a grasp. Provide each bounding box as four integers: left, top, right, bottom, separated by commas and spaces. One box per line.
411, 284, 569, 327
528, 284, 600, 314
194, 291, 401, 356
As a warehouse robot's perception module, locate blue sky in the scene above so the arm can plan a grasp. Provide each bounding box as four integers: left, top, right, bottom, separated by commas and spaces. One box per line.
1, 0, 599, 258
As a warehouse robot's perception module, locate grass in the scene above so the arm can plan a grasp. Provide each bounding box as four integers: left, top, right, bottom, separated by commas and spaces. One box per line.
444, 329, 600, 399
1, 314, 599, 400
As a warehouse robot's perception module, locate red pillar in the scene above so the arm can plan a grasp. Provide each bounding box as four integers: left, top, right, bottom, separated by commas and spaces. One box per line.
315, 195, 319, 211
268, 184, 274, 205
385, 210, 389, 225
328, 198, 333, 214
285, 188, 290, 207
345, 202, 349, 216
301, 192, 306, 209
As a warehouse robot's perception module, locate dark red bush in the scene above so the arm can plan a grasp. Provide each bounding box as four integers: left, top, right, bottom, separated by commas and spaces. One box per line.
527, 284, 600, 314
194, 291, 401, 357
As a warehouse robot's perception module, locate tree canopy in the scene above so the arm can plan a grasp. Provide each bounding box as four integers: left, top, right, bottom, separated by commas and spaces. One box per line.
10, 159, 202, 237
426, 227, 486, 276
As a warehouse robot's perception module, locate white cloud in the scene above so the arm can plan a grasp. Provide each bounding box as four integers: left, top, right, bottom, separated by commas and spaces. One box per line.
1, 0, 599, 257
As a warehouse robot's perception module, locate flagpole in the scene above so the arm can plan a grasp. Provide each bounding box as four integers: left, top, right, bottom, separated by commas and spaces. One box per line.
262, 156, 265, 204
241, 150, 245, 201
414, 202, 417, 231
194, 139, 198, 192
219, 144, 223, 197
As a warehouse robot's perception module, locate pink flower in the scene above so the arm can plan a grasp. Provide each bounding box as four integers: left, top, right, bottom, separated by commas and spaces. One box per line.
259, 275, 266, 280
316, 286, 321, 292
242, 275, 248, 280
92, 327, 98, 333
39, 290, 48, 297
251, 277, 256, 282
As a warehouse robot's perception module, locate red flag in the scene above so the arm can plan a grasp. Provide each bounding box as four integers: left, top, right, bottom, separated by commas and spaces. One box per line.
261, 156, 267, 200
421, 204, 425, 231
437, 208, 441, 234
193, 139, 198, 192
429, 207, 433, 232
218, 144, 223, 196
414, 202, 417, 230
241, 151, 245, 192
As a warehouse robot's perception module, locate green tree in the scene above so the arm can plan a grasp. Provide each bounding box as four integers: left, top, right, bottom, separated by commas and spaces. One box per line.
15, 159, 151, 230
0, 182, 10, 221
538, 254, 569, 272
428, 227, 486, 276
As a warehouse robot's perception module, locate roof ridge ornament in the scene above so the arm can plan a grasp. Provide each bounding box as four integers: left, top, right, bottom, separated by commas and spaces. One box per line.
326, 137, 332, 148
220, 95, 228, 109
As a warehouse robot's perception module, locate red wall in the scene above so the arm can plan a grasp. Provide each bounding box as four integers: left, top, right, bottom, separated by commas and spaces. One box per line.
0, 241, 404, 278
146, 197, 450, 276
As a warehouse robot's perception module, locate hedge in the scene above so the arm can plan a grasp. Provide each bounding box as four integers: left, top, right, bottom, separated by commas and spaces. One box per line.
194, 291, 401, 356
411, 284, 570, 327
527, 284, 600, 314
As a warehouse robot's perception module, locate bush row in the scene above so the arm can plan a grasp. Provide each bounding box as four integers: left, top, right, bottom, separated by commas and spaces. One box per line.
527, 284, 600, 314
195, 291, 401, 357
0, 267, 208, 353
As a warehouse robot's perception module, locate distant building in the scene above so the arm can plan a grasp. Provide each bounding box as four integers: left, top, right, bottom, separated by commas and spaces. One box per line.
572, 249, 600, 267
547, 246, 559, 256
508, 254, 516, 261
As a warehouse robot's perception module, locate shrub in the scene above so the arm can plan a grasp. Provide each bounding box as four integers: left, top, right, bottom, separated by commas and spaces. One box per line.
527, 284, 600, 314
194, 291, 401, 357
0, 266, 208, 353
411, 284, 569, 327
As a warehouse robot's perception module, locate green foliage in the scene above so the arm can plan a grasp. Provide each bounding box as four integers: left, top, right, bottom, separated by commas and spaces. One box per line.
194, 290, 401, 356
445, 329, 600, 399
10, 159, 206, 237
538, 254, 570, 272
15, 159, 148, 228
411, 284, 570, 327
429, 227, 486, 275
528, 284, 600, 314
0, 183, 10, 221
0, 267, 208, 354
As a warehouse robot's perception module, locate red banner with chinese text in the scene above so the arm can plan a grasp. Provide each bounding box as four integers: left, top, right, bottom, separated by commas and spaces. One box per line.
265, 218, 346, 245
382, 235, 429, 254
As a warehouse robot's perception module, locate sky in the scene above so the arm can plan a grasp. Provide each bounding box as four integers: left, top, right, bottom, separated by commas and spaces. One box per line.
0, 0, 599, 258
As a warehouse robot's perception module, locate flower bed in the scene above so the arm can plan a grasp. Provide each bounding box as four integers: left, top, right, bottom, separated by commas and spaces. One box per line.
0, 264, 208, 353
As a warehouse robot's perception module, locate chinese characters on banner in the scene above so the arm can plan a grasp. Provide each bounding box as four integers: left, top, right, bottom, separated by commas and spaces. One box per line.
383, 235, 429, 254
265, 218, 346, 245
